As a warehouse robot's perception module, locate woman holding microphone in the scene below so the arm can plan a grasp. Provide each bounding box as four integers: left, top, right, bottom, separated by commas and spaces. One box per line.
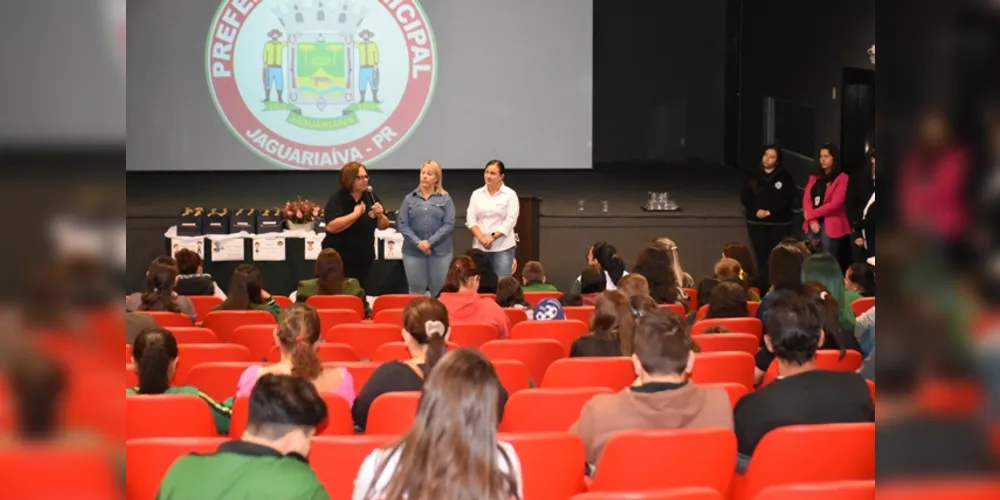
323, 162, 390, 289
397, 160, 456, 296
466, 160, 519, 280
740, 144, 797, 290
803, 143, 851, 259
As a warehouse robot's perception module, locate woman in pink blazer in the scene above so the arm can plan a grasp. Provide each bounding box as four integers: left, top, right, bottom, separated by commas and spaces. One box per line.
803, 143, 850, 257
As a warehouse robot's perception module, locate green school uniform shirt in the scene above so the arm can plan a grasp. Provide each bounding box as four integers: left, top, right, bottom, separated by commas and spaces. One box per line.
522, 282, 559, 293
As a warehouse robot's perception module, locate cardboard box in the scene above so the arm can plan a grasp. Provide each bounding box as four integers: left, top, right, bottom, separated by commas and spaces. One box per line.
203, 209, 230, 235
177, 208, 204, 236
257, 208, 284, 234
229, 208, 257, 234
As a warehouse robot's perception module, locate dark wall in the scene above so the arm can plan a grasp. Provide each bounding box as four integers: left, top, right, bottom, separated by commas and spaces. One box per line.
738, 0, 875, 175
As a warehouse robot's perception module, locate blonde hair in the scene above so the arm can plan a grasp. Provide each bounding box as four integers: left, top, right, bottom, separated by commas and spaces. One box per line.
420, 160, 447, 195
653, 237, 687, 288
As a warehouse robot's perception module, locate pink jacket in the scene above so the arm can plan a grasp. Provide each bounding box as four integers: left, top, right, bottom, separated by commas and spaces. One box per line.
803, 172, 851, 238
899, 147, 969, 240
438, 291, 511, 339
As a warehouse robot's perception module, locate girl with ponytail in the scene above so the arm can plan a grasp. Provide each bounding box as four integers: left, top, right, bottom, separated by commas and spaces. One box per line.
235, 303, 355, 404
127, 327, 232, 434
125, 256, 197, 322
352, 297, 510, 431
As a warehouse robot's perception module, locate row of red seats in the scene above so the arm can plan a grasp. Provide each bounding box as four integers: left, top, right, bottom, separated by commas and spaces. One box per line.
123, 424, 876, 500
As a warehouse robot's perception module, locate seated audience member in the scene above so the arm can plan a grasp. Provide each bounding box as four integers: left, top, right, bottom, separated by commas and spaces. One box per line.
633, 244, 688, 306
173, 249, 225, 299
213, 264, 281, 320
438, 256, 511, 339
157, 374, 330, 499
714, 257, 761, 301
521, 261, 558, 292
734, 292, 874, 472
125, 256, 197, 322
692, 281, 749, 324
558, 293, 584, 307
855, 306, 875, 356
844, 262, 876, 298
753, 282, 863, 385
629, 294, 659, 317
802, 253, 859, 332
579, 264, 608, 306
617, 273, 650, 301
8, 353, 66, 441
722, 242, 760, 291
353, 349, 523, 500
652, 237, 695, 288
496, 276, 532, 311
236, 303, 354, 404
295, 248, 369, 317
570, 290, 636, 358
571, 242, 629, 293
532, 297, 567, 321
126, 312, 157, 345
351, 297, 509, 430
755, 243, 805, 323
465, 249, 500, 294
127, 328, 232, 434
571, 308, 733, 467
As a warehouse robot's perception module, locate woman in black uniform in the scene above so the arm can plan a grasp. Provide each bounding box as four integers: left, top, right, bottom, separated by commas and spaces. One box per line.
322, 162, 390, 290
740, 145, 797, 291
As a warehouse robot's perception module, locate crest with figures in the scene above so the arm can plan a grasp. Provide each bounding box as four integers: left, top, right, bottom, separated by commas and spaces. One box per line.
206, 0, 437, 170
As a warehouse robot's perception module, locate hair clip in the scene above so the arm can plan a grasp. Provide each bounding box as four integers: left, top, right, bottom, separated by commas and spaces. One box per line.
425, 320, 446, 336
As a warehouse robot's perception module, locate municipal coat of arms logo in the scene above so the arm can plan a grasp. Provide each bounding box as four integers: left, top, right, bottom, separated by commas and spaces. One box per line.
206, 0, 437, 170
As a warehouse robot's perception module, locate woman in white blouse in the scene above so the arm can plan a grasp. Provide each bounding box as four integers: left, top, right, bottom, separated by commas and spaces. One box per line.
466, 160, 519, 280
352, 348, 524, 500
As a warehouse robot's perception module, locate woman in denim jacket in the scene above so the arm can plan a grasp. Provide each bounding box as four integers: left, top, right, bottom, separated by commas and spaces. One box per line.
397, 160, 456, 296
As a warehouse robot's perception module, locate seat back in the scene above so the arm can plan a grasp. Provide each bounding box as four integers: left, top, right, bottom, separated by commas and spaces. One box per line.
306, 295, 366, 317
373, 308, 404, 325
500, 388, 611, 433
325, 323, 401, 360
184, 362, 255, 401
371, 341, 460, 362
690, 352, 755, 390
563, 306, 595, 324
542, 357, 635, 391
866, 380, 875, 400
230, 393, 354, 437
573, 489, 722, 500
187, 296, 223, 323
126, 364, 138, 389
271, 295, 293, 308
316, 308, 364, 334
504, 308, 529, 327
366, 391, 422, 435
0, 445, 120, 499
326, 362, 381, 394
167, 327, 220, 344
450, 323, 499, 348
174, 344, 252, 384
310, 436, 397, 500
147, 311, 194, 327
202, 310, 276, 342
492, 359, 532, 394
877, 480, 1000, 500
481, 339, 566, 386
658, 304, 688, 316
591, 429, 737, 496
126, 395, 218, 439
501, 432, 586, 500
761, 351, 865, 386
851, 297, 875, 317
691, 333, 759, 355
691, 318, 763, 340
755, 481, 875, 500
698, 383, 748, 408
510, 320, 589, 355
742, 423, 875, 500
125, 344, 133, 363
372, 294, 424, 316
524, 291, 563, 307
126, 437, 228, 500
230, 325, 279, 361
682, 288, 699, 311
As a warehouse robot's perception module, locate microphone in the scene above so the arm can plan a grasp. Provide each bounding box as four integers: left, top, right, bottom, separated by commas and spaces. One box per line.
365, 185, 381, 206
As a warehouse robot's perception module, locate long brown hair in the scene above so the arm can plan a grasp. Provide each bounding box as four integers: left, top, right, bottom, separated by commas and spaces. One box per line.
800, 282, 847, 360
722, 243, 758, 287
132, 327, 178, 394
402, 297, 451, 375
617, 273, 650, 299
315, 249, 346, 295
218, 264, 265, 310
443, 255, 480, 292
139, 257, 181, 313
365, 349, 519, 500
495, 277, 529, 308
274, 303, 323, 380
633, 245, 680, 305
590, 290, 635, 356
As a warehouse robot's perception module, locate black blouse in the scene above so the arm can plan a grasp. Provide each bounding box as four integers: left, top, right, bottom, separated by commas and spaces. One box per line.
322, 188, 377, 261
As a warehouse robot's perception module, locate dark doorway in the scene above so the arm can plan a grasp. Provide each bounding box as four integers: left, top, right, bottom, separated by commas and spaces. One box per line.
840, 68, 876, 174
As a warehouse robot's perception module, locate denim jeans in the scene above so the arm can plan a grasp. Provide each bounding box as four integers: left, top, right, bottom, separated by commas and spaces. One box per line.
820, 221, 840, 257
486, 247, 516, 279
402, 252, 453, 296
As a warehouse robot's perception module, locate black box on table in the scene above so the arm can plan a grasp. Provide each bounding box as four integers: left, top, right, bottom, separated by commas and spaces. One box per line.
229, 208, 257, 234
203, 208, 230, 235
177, 207, 204, 236
256, 208, 284, 234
